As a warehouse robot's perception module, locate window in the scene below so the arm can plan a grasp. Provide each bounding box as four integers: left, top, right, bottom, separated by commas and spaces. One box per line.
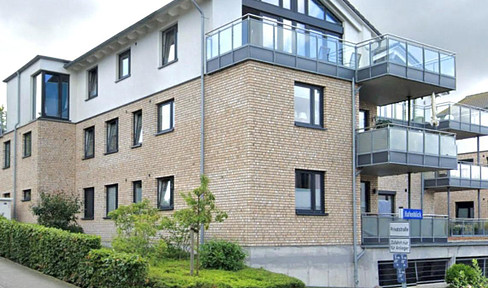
294, 83, 323, 128
106, 118, 118, 154
133, 110, 143, 146
3, 141, 10, 168
157, 100, 174, 133
378, 258, 448, 287
84, 188, 95, 220
378, 191, 395, 215
22, 189, 31, 201
87, 67, 98, 99
106, 184, 118, 217
360, 181, 370, 214
118, 50, 131, 80
162, 25, 177, 66
84, 126, 95, 159
3, 193, 10, 198
133, 181, 142, 203
23, 132, 31, 158
456, 201, 474, 218
157, 176, 174, 210
295, 170, 324, 215
32, 72, 69, 120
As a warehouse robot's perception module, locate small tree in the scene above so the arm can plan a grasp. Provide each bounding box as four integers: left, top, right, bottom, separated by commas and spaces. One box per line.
0, 105, 6, 133
173, 175, 227, 275
31, 190, 83, 233
108, 199, 166, 258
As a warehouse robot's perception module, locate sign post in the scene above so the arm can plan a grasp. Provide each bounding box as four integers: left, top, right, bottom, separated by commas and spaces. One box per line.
390, 222, 410, 287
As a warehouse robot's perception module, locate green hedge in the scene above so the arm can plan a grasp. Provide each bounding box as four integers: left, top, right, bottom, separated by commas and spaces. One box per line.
0, 218, 101, 280
200, 240, 246, 271
75, 249, 148, 288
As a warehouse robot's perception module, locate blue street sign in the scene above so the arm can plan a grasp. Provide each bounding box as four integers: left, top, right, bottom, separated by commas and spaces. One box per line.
393, 253, 408, 269
402, 209, 423, 220
397, 268, 406, 283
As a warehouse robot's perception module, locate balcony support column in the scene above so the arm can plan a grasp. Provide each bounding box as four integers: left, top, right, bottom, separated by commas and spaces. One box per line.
407, 96, 412, 208
447, 187, 451, 219
478, 136, 481, 218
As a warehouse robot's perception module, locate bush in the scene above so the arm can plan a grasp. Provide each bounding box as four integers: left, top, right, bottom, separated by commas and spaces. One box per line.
200, 240, 246, 271
0, 218, 100, 280
446, 264, 477, 287
76, 249, 148, 288
31, 191, 83, 233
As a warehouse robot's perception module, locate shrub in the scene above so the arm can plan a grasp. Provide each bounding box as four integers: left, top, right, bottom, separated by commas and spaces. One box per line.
76, 249, 148, 288
0, 218, 100, 280
31, 191, 83, 233
446, 260, 488, 288
200, 240, 246, 271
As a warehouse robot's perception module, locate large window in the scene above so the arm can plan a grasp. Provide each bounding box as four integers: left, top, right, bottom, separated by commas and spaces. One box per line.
257, 0, 341, 24
157, 176, 174, 210
106, 118, 118, 154
84, 126, 95, 159
133, 181, 142, 203
157, 100, 174, 134
294, 83, 323, 128
295, 169, 324, 215
32, 72, 69, 120
3, 141, 10, 169
133, 110, 143, 146
87, 66, 98, 99
84, 187, 95, 220
162, 25, 177, 66
118, 50, 131, 80
456, 201, 474, 218
23, 132, 31, 158
106, 184, 118, 217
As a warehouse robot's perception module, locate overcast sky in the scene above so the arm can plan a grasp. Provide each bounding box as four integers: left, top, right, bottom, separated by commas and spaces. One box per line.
0, 0, 486, 150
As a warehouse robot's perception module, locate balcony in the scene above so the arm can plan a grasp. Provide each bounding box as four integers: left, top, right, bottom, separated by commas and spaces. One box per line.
362, 213, 448, 245
356, 35, 456, 106
206, 15, 456, 101
424, 161, 488, 191
378, 102, 488, 139
357, 123, 457, 176
449, 218, 488, 238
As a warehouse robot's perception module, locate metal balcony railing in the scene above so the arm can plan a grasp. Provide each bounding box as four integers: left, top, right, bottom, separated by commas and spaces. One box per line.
424, 161, 488, 190
361, 213, 448, 245
356, 123, 457, 176
449, 218, 488, 237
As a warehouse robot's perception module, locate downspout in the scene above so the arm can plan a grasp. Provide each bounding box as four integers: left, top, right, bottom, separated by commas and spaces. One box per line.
351, 77, 359, 288
13, 71, 21, 219
190, 0, 206, 245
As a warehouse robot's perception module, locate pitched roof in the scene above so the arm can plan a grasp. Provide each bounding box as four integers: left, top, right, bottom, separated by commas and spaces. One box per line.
458, 92, 488, 109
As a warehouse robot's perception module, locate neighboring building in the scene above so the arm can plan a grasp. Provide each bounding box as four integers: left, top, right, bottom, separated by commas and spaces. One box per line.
2, 0, 484, 287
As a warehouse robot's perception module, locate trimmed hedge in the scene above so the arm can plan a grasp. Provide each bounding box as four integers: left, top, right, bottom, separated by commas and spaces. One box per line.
75, 249, 148, 288
200, 240, 246, 271
0, 218, 100, 280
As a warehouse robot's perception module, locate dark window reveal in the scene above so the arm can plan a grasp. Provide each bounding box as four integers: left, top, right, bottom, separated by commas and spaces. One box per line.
88, 67, 98, 99
84, 126, 95, 159
162, 25, 177, 66
84, 188, 95, 220
23, 132, 32, 158
106, 184, 118, 217
3, 141, 10, 168
295, 169, 324, 215
294, 83, 323, 128
106, 119, 118, 154
118, 50, 131, 79
157, 176, 174, 210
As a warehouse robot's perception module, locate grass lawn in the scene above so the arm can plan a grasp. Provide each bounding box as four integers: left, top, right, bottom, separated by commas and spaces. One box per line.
148, 259, 305, 288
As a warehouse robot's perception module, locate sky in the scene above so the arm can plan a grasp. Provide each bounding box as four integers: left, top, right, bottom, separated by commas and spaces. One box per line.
0, 0, 486, 151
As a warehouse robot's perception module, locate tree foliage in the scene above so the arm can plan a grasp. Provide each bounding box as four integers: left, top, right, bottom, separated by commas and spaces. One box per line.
31, 191, 83, 233
0, 105, 5, 132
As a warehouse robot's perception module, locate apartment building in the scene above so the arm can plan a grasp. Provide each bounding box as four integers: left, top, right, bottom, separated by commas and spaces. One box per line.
1, 0, 483, 287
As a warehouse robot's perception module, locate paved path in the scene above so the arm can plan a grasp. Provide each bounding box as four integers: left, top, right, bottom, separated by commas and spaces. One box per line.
0, 258, 77, 288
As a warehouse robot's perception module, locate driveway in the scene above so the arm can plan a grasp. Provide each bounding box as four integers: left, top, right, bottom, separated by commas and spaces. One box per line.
0, 258, 77, 288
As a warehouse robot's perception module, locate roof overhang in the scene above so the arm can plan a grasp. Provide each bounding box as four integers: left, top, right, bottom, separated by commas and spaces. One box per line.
3, 55, 70, 83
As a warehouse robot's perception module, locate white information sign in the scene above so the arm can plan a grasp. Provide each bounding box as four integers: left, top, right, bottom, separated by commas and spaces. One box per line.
389, 222, 410, 237
389, 238, 411, 253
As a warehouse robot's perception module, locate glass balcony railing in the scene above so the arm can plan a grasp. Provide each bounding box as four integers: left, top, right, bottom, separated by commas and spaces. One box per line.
362, 213, 448, 245
206, 15, 456, 95
449, 218, 488, 237
424, 161, 488, 190
357, 123, 457, 176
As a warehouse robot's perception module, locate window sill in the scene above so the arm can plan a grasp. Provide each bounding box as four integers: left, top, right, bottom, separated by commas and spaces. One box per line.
82, 155, 94, 160
103, 217, 112, 220
294, 122, 327, 130
21, 199, 31, 202
85, 95, 98, 102
104, 150, 118, 156
158, 59, 178, 69
81, 217, 94, 221
115, 75, 131, 83
22, 155, 31, 159
296, 210, 329, 216
155, 128, 174, 136
131, 143, 142, 149
158, 207, 174, 211
2, 166, 10, 170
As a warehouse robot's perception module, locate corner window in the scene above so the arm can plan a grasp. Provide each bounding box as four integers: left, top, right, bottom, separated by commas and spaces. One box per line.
22, 189, 31, 201
106, 184, 118, 217
118, 50, 131, 80
157, 176, 174, 210
84, 126, 95, 159
84, 187, 95, 220
23, 132, 32, 158
295, 170, 324, 215
106, 118, 118, 154
87, 67, 98, 99
3, 141, 10, 168
32, 72, 69, 120
133, 110, 143, 146
162, 25, 177, 66
294, 83, 323, 128
157, 100, 174, 134
133, 181, 142, 203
